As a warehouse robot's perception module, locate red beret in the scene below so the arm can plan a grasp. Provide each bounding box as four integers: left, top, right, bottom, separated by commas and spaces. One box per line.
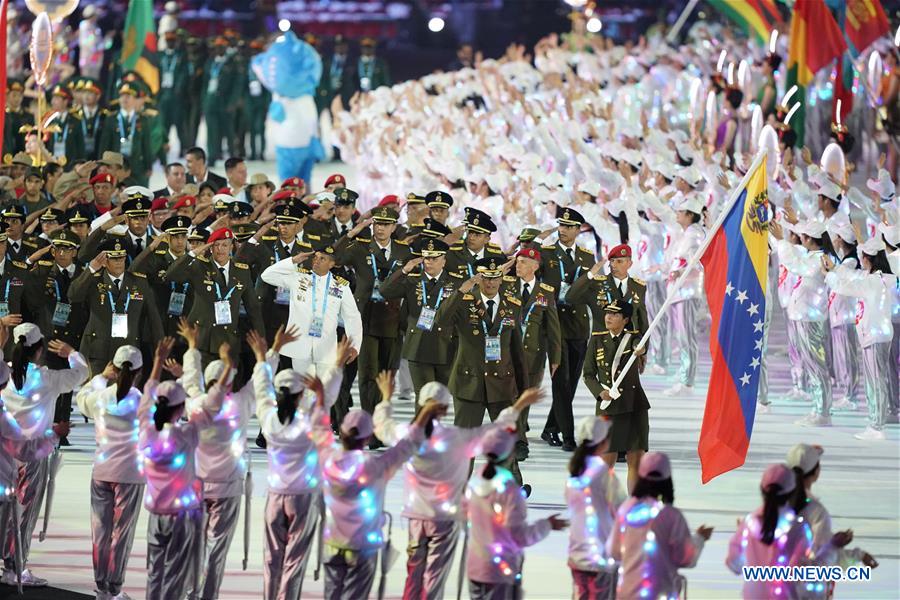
281, 177, 305, 189
323, 174, 345, 187
208, 227, 234, 243
172, 195, 196, 209
378, 194, 401, 208
607, 244, 632, 259
216, 187, 232, 195
271, 189, 299, 203
516, 247, 541, 261
90, 173, 116, 186
150, 198, 169, 212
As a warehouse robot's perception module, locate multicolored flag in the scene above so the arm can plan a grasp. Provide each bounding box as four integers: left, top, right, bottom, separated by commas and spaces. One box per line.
121, 0, 159, 93
785, 0, 847, 146
706, 0, 784, 45
0, 0, 8, 144
698, 156, 770, 484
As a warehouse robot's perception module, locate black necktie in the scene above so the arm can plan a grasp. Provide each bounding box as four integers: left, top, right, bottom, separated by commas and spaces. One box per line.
219, 267, 226, 285
134, 238, 143, 252
340, 224, 348, 236
113, 278, 120, 293
522, 282, 530, 303
486, 299, 495, 325
381, 247, 388, 260
12, 242, 20, 254
283, 244, 291, 256
566, 248, 573, 262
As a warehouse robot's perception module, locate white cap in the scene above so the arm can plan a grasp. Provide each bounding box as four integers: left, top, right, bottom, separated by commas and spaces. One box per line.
83, 5, 97, 18
574, 416, 611, 446
785, 443, 823, 474
866, 169, 896, 200
638, 451, 671, 481
812, 172, 843, 202
12, 323, 42, 347
418, 381, 451, 407
480, 427, 516, 461
156, 380, 186, 407
274, 369, 304, 394
676, 165, 703, 187
760, 463, 796, 494
113, 345, 142, 370
826, 219, 855, 244
340, 409, 374, 440
577, 180, 601, 196
796, 220, 827, 238
122, 185, 153, 201
203, 360, 235, 387
859, 236, 886, 256
165, 1, 179, 13
212, 193, 236, 206
674, 194, 704, 215
878, 221, 900, 247
314, 191, 336, 204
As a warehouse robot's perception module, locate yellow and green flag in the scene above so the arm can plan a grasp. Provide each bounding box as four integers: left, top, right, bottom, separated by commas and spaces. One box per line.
706, 0, 784, 45
122, 0, 159, 93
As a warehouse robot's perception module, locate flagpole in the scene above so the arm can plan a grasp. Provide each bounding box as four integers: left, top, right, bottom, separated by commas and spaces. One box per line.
666, 0, 700, 44
606, 150, 769, 402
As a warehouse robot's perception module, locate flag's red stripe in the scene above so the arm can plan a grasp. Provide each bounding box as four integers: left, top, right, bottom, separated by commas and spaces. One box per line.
699, 344, 751, 484
700, 228, 729, 344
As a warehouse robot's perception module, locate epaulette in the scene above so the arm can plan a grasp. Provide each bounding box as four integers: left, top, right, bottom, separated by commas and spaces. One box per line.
67, 108, 82, 118
131, 272, 147, 278
260, 234, 278, 241
597, 275, 607, 280
334, 275, 349, 286
462, 293, 474, 300
234, 262, 249, 269
502, 275, 516, 282
448, 271, 464, 279
487, 242, 502, 249
11, 261, 27, 269
306, 233, 321, 241
37, 260, 53, 267
101, 107, 115, 116
196, 255, 210, 262
541, 244, 556, 250
633, 277, 646, 286
577, 246, 593, 254
487, 246, 505, 255
394, 239, 409, 246
506, 296, 521, 306
356, 236, 372, 243
449, 243, 464, 251
539, 282, 554, 292
142, 108, 159, 117
406, 271, 421, 277
297, 240, 313, 249
298, 267, 310, 274
155, 249, 167, 255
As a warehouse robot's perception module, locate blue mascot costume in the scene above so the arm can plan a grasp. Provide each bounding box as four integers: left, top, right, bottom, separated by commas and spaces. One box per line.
251, 31, 324, 184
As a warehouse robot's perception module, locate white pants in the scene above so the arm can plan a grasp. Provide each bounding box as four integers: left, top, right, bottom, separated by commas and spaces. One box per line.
862, 342, 892, 430
670, 299, 699, 386
795, 320, 832, 416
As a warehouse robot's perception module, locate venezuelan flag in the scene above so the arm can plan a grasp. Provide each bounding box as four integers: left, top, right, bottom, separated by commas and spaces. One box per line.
706, 0, 784, 45
698, 157, 769, 484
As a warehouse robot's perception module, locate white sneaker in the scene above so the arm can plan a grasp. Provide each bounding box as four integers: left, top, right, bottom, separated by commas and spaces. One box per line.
1, 567, 48, 587
795, 413, 832, 427
854, 426, 886, 441
832, 396, 857, 411
648, 364, 667, 375
783, 388, 807, 402
664, 383, 694, 396
756, 403, 771, 414
112, 593, 134, 600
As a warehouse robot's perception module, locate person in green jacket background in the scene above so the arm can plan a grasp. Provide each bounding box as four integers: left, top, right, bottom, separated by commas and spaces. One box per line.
202, 36, 241, 166
244, 38, 271, 160
158, 29, 190, 156
98, 82, 153, 186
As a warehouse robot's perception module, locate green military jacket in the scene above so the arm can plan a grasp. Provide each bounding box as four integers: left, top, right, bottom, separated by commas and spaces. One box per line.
444, 242, 506, 279
2, 108, 28, 156
158, 49, 190, 99
380, 267, 464, 365
583, 330, 650, 417
566, 272, 649, 338
202, 55, 241, 110
500, 276, 562, 372
26, 260, 88, 348
0, 259, 35, 355
98, 108, 154, 183
334, 235, 411, 338
539, 241, 596, 340
74, 105, 104, 159
48, 110, 86, 163
165, 254, 265, 355
254, 237, 313, 343
68, 268, 163, 365
130, 245, 194, 337
434, 288, 527, 405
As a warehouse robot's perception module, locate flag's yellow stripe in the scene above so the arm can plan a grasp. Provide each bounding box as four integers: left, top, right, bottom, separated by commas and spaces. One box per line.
740, 158, 770, 293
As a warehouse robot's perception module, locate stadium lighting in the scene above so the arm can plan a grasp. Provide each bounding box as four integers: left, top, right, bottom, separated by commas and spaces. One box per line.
278, 19, 291, 32
586, 17, 602, 33
428, 17, 445, 33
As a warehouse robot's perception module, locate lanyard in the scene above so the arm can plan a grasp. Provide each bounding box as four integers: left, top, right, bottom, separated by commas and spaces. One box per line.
420, 278, 445, 309
162, 52, 179, 74
331, 56, 344, 80
117, 111, 136, 140
369, 252, 394, 282
107, 290, 130, 313
170, 282, 189, 293
81, 109, 100, 137
214, 281, 235, 301
358, 58, 374, 80
210, 58, 225, 81
558, 259, 581, 284
521, 300, 537, 332
1, 280, 9, 302
55, 117, 69, 145
312, 273, 332, 319
481, 302, 504, 337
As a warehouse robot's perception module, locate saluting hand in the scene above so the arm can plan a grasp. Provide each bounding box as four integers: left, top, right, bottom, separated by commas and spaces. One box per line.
292, 251, 313, 264
90, 251, 108, 272
459, 274, 483, 294
402, 257, 424, 274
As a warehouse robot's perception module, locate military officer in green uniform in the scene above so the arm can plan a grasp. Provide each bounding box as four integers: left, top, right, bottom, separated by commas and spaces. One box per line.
79, 190, 156, 264
316, 35, 354, 113
164, 226, 265, 365
3, 78, 28, 157
74, 78, 105, 160
433, 256, 528, 486
355, 37, 391, 93
202, 36, 241, 165
402, 192, 430, 239
130, 215, 194, 348
380, 237, 463, 401
68, 237, 164, 376
98, 83, 153, 186
27, 229, 88, 442
500, 246, 561, 460
158, 30, 190, 154
0, 222, 34, 355
46, 84, 85, 164
538, 205, 596, 451
244, 39, 272, 160
582, 299, 649, 491
445, 207, 506, 279
336, 206, 410, 446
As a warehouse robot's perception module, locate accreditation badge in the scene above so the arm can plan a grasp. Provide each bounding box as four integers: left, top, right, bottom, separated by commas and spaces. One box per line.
111, 313, 128, 338
52, 302, 71, 326
214, 300, 232, 325
485, 336, 501, 362
167, 292, 186, 316
416, 307, 436, 331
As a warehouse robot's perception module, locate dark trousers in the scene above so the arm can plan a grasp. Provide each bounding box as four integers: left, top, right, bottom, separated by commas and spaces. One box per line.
407, 360, 453, 403
546, 338, 587, 443
454, 397, 524, 486
331, 328, 357, 429
357, 334, 398, 415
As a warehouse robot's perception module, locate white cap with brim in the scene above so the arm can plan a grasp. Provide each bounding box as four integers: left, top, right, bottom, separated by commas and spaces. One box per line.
760, 463, 796, 495
418, 381, 451, 407
674, 194, 704, 215
826, 220, 856, 244
796, 220, 827, 239
274, 369, 305, 395
341, 409, 374, 440
575, 416, 611, 446
858, 236, 886, 256
113, 345, 143, 370
156, 381, 187, 407
479, 427, 516, 461
866, 168, 896, 199
638, 451, 671, 481
878, 221, 899, 247
204, 360, 235, 388
12, 323, 42, 347
786, 443, 823, 474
